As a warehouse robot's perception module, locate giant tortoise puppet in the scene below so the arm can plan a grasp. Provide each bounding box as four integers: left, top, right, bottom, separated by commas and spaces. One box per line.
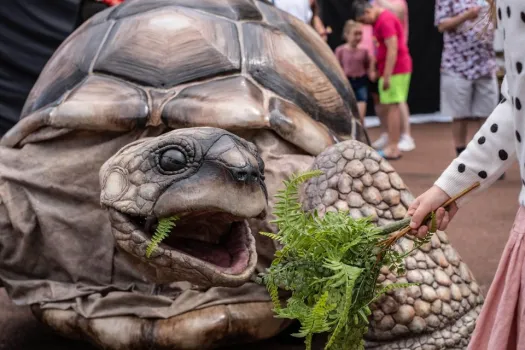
0, 0, 483, 349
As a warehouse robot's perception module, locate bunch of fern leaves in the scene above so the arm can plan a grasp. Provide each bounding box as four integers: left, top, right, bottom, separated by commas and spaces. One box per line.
257, 170, 432, 350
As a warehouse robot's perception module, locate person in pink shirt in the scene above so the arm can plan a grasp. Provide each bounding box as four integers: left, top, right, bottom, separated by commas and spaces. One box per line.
335, 20, 376, 124
360, 0, 408, 54
359, 0, 415, 153
352, 0, 413, 160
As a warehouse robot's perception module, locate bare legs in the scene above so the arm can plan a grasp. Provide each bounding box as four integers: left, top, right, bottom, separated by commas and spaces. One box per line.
371, 93, 414, 153
384, 103, 401, 158
373, 93, 388, 133
400, 101, 411, 137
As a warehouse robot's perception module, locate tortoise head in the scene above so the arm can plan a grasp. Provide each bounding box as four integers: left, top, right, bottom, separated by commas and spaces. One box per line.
99, 127, 267, 287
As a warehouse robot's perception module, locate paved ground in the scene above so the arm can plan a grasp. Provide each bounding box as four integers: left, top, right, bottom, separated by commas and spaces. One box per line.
0, 122, 520, 350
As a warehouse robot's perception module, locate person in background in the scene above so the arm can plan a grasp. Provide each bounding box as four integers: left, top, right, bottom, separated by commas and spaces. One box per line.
309, 0, 332, 41
434, 0, 498, 158
314, 0, 357, 50
273, 0, 314, 23
272, 0, 332, 40
335, 20, 375, 124
360, 0, 415, 152
352, 0, 412, 160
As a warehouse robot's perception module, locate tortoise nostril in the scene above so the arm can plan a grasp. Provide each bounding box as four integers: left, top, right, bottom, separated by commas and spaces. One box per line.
236, 171, 248, 181
231, 166, 260, 184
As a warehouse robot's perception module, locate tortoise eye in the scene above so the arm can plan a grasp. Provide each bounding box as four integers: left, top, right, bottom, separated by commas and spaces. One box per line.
159, 149, 186, 172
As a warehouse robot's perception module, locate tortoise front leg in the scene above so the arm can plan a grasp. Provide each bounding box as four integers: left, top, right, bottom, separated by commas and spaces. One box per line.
301, 140, 483, 350
31, 301, 289, 350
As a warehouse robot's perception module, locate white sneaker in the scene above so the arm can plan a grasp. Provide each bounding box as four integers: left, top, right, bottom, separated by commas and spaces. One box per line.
398, 134, 416, 152
372, 133, 389, 150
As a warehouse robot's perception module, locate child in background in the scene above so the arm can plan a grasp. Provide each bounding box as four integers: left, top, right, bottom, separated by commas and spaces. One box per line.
352, 0, 412, 160
335, 20, 375, 124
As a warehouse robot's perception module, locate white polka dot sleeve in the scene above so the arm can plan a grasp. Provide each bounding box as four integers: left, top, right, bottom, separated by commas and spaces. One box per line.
434, 76, 517, 207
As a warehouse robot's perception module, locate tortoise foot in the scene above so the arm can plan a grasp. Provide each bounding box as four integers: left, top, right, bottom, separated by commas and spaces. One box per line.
31, 301, 288, 350
303, 140, 484, 349
365, 305, 481, 350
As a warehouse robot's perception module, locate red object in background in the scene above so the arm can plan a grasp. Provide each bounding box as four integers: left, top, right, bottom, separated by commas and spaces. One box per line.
101, 0, 124, 6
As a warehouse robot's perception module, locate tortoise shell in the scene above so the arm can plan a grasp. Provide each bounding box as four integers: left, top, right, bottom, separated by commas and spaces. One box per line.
1, 0, 369, 152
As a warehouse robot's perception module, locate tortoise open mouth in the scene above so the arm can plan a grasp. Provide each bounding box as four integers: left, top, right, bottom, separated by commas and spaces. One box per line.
108, 205, 262, 286
130, 211, 254, 275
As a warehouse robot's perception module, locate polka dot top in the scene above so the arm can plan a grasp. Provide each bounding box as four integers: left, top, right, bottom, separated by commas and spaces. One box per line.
434, 0, 525, 207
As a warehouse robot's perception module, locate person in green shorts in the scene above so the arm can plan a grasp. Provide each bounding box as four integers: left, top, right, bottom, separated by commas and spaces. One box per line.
352, 0, 413, 160
379, 73, 410, 103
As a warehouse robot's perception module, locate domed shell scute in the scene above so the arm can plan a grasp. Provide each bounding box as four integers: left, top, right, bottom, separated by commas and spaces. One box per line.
242, 22, 353, 137
162, 76, 266, 129
109, 0, 262, 21
93, 8, 241, 88
255, 1, 355, 113
21, 21, 113, 117
268, 97, 335, 155
51, 75, 148, 130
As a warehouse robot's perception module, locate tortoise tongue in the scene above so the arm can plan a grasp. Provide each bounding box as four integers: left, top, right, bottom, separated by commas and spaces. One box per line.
163, 221, 250, 274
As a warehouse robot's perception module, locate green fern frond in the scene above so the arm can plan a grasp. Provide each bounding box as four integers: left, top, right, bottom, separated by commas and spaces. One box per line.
325, 264, 361, 349
145, 216, 179, 258
260, 231, 284, 242
267, 276, 282, 312
293, 291, 331, 342
259, 170, 419, 350
290, 169, 324, 185
269, 170, 323, 231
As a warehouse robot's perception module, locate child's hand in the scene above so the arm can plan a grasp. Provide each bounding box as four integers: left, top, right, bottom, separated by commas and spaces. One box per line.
407, 185, 458, 238
368, 71, 377, 82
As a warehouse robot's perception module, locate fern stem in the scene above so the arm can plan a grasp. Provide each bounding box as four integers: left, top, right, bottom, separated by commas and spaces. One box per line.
377, 217, 411, 236
305, 334, 313, 350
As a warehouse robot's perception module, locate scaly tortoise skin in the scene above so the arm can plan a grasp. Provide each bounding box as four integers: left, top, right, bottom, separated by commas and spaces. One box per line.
0, 0, 481, 349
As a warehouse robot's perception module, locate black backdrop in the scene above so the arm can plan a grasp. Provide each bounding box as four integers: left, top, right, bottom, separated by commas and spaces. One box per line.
0, 0, 80, 135
404, 0, 443, 115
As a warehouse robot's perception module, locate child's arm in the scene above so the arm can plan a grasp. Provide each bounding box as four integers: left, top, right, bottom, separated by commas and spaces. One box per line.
408, 77, 515, 233
382, 36, 398, 89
